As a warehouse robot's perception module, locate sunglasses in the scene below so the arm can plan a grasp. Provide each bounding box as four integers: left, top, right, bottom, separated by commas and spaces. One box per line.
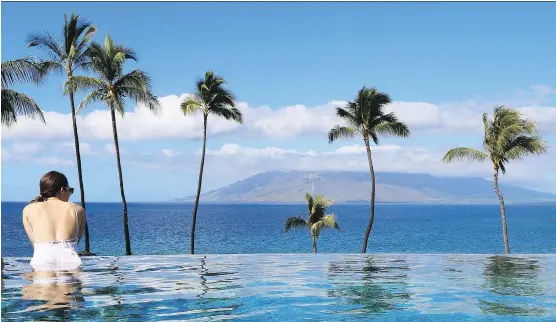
63, 187, 75, 195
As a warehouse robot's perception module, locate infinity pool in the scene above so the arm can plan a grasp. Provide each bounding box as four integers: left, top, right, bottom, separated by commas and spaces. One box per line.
2, 254, 555, 321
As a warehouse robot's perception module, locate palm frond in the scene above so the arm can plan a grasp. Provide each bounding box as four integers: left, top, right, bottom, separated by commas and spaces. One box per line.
328, 125, 357, 143
181, 94, 203, 115
311, 214, 339, 239
305, 192, 314, 216
77, 90, 105, 113
27, 32, 65, 61
284, 216, 308, 232
374, 121, 410, 138
443, 147, 488, 163
64, 75, 105, 94
307, 194, 332, 224
1, 88, 45, 126
368, 89, 392, 118
504, 135, 548, 160
74, 25, 97, 56
116, 69, 160, 113
1, 57, 55, 86
322, 214, 340, 230
210, 105, 243, 123
336, 106, 359, 128
369, 131, 379, 145
209, 86, 236, 108
113, 44, 138, 62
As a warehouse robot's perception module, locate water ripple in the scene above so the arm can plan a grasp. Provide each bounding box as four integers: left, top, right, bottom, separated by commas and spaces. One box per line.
2, 254, 555, 321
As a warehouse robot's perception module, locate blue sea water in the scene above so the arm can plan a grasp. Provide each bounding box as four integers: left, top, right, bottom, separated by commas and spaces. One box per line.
2, 254, 556, 321
2, 202, 555, 256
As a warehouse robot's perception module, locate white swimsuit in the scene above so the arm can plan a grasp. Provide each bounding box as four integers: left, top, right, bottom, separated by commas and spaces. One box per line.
29, 203, 82, 271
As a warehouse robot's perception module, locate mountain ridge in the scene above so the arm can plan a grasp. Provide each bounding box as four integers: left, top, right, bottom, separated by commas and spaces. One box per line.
174, 171, 556, 204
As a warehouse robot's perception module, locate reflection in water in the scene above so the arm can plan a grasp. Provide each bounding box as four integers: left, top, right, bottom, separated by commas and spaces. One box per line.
480, 256, 546, 316
20, 269, 84, 320
482, 256, 543, 296
1, 255, 555, 321
327, 257, 411, 314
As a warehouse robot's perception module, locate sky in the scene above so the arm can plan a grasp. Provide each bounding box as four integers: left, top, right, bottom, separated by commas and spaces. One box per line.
1, 2, 556, 202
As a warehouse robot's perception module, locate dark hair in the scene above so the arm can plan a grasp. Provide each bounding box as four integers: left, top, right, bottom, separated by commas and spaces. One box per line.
31, 171, 69, 203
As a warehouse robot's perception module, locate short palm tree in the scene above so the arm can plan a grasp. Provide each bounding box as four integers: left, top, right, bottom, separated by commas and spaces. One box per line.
1, 57, 47, 126
65, 35, 160, 255
443, 105, 547, 254
181, 71, 243, 254
28, 13, 96, 255
285, 193, 339, 253
328, 87, 410, 253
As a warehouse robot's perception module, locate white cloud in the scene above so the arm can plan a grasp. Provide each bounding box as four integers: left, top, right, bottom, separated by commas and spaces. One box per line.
104, 143, 116, 155
131, 143, 556, 193
12, 142, 43, 154
517, 106, 556, 133
161, 149, 182, 158
61, 141, 97, 156
35, 157, 73, 166
333, 144, 402, 154
530, 84, 555, 97
2, 85, 555, 141
1, 148, 11, 161
203, 143, 313, 158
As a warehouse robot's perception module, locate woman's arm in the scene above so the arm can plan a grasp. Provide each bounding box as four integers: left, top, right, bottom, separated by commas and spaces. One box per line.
75, 205, 87, 243
22, 206, 34, 246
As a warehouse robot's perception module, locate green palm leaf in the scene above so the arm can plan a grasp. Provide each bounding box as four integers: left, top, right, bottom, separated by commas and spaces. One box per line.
1, 58, 50, 126
1, 89, 44, 126
284, 216, 308, 232
311, 214, 340, 239
328, 125, 357, 143
442, 147, 489, 163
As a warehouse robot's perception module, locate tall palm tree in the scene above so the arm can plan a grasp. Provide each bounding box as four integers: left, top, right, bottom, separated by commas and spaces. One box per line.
181, 71, 243, 255
65, 35, 160, 255
28, 13, 96, 255
328, 87, 410, 253
443, 106, 547, 254
1, 57, 48, 126
284, 193, 340, 253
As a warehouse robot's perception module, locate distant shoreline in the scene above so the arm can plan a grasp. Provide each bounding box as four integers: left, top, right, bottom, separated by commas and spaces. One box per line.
2, 200, 556, 205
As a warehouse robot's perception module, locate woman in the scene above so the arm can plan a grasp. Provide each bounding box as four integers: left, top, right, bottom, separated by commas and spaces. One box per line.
22, 171, 86, 271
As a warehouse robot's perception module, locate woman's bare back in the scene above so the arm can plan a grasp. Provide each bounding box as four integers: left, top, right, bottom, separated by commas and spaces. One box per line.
23, 199, 86, 244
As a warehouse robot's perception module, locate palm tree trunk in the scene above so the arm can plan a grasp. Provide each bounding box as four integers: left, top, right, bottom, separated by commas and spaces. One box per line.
362, 135, 376, 254
493, 166, 510, 254
190, 115, 208, 255
312, 234, 317, 254
69, 91, 92, 256
110, 107, 132, 256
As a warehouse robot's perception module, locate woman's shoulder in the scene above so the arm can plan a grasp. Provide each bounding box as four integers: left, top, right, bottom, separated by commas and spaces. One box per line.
23, 201, 43, 213
23, 202, 36, 215
71, 203, 86, 214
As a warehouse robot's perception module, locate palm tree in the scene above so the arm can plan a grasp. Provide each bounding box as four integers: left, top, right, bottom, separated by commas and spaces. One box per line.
28, 13, 96, 255
284, 193, 340, 253
328, 87, 410, 253
181, 71, 243, 255
1, 57, 47, 126
65, 35, 160, 255
443, 105, 547, 254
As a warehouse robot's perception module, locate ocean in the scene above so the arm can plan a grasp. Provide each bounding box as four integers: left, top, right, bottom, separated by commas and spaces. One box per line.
2, 202, 555, 257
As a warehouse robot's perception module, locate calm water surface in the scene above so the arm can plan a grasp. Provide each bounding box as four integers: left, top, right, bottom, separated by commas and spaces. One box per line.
2, 202, 555, 256
2, 254, 556, 321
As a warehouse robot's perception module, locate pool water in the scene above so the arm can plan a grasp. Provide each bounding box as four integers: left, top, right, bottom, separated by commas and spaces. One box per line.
2, 254, 555, 321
